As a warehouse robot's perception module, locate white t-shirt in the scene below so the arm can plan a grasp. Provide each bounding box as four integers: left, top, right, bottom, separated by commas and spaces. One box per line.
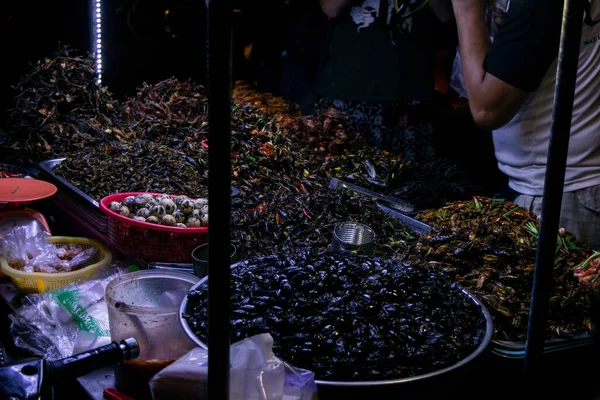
492, 1, 600, 195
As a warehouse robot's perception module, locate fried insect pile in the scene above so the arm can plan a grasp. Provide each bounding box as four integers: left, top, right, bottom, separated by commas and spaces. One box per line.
416, 197, 594, 342
184, 251, 487, 381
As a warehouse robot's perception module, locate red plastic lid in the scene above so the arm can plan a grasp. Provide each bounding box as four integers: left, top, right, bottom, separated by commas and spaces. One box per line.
0, 178, 57, 205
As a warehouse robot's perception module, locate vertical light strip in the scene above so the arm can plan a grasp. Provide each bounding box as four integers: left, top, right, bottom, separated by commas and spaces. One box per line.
95, 0, 103, 84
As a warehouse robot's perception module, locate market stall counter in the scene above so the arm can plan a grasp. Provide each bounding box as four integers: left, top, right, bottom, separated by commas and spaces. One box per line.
1, 47, 599, 399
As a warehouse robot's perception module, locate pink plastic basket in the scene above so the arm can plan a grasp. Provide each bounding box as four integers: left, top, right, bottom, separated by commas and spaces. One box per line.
99, 192, 208, 262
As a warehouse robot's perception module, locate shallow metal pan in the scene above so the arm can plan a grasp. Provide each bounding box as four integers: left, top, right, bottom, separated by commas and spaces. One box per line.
179, 259, 494, 388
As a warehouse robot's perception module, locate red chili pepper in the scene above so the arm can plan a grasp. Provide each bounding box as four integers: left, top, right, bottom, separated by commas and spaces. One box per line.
200, 138, 209, 148
260, 145, 275, 157
248, 205, 265, 213
297, 182, 308, 193
303, 208, 312, 220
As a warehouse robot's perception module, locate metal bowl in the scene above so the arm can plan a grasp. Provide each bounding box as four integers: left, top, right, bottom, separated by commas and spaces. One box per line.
179, 260, 494, 389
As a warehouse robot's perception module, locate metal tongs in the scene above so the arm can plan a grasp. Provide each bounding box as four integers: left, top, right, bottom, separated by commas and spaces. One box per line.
329, 177, 416, 214
329, 177, 431, 234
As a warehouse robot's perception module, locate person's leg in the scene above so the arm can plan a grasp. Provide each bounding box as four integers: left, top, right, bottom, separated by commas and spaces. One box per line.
515, 185, 600, 250
512, 193, 536, 213
561, 185, 600, 250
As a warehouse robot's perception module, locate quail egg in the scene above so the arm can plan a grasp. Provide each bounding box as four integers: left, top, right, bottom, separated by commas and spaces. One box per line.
109, 201, 122, 212
174, 195, 189, 207
179, 199, 195, 214
186, 216, 202, 227
122, 196, 136, 210
149, 205, 166, 217
136, 208, 151, 218
144, 197, 161, 209
160, 214, 176, 226
134, 194, 153, 207
193, 198, 208, 208
200, 214, 209, 226
175, 223, 187, 228
118, 205, 131, 217
172, 209, 186, 223
160, 198, 177, 214
191, 209, 202, 219
132, 216, 147, 222
200, 205, 208, 215
146, 216, 160, 224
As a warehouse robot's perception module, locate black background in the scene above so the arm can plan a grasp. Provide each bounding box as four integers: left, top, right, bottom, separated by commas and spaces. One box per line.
0, 0, 90, 126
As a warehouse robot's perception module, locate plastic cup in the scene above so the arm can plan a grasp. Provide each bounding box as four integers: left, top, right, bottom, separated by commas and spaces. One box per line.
105, 270, 199, 399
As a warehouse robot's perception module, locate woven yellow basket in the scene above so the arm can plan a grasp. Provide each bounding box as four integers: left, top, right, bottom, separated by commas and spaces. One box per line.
0, 236, 113, 294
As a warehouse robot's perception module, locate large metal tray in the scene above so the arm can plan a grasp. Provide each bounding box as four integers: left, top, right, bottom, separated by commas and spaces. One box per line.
39, 158, 101, 208
179, 259, 494, 389
39, 158, 240, 206
491, 332, 593, 358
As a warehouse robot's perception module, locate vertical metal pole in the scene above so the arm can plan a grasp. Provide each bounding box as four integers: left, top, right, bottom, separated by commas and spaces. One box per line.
206, 0, 232, 398
524, 0, 585, 383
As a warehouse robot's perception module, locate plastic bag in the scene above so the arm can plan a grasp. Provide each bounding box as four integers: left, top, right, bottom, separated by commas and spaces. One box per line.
0, 226, 47, 268
150, 333, 318, 400
0, 226, 96, 272
8, 262, 128, 360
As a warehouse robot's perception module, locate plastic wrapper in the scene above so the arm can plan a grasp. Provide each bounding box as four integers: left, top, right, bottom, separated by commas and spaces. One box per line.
0, 226, 96, 272
150, 333, 318, 400
8, 262, 129, 360
0, 210, 48, 240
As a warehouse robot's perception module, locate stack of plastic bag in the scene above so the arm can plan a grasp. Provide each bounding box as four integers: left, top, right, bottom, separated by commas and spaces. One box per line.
150, 333, 318, 400
8, 263, 128, 360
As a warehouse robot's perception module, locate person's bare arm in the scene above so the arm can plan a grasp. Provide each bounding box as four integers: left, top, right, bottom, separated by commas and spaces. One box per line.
452, 0, 527, 130
428, 0, 454, 23
320, 0, 354, 18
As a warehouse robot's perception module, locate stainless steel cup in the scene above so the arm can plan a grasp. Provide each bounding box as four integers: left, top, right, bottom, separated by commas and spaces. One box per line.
192, 243, 237, 278
331, 222, 375, 254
